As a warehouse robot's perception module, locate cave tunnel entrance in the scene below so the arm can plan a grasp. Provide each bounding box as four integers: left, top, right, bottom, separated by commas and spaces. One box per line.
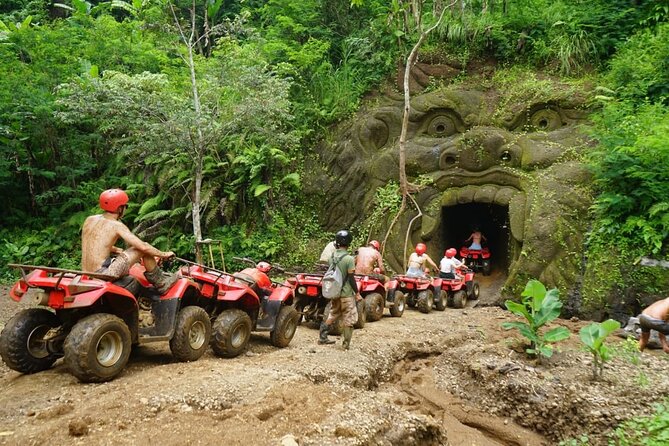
440, 203, 511, 274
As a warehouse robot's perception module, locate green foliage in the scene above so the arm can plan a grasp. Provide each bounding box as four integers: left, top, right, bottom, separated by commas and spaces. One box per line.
579, 319, 621, 380
609, 400, 669, 446
606, 23, 669, 103
559, 435, 590, 446
502, 279, 571, 359
353, 181, 402, 249
584, 101, 669, 299
612, 337, 648, 387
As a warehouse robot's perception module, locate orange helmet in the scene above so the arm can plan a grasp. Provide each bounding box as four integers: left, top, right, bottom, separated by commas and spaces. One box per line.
369, 240, 380, 251
415, 243, 427, 255
445, 248, 457, 258
256, 261, 271, 273
99, 189, 129, 213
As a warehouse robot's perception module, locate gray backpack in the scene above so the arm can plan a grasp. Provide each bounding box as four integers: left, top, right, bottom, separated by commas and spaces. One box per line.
322, 253, 345, 299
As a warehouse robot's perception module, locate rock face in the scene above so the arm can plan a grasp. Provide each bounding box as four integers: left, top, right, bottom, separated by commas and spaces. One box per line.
310, 67, 594, 301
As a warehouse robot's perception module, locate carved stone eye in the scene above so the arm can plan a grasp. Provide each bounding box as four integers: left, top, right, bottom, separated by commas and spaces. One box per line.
427, 115, 457, 137
528, 108, 562, 131
360, 117, 389, 150
500, 150, 512, 162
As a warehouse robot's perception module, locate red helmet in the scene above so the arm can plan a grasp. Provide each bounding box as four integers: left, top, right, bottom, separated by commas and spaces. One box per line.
415, 243, 427, 255
369, 240, 380, 251
445, 248, 457, 258
99, 189, 129, 213
256, 261, 271, 273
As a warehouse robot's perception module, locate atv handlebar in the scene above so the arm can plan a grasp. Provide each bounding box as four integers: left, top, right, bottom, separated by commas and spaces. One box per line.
232, 256, 257, 267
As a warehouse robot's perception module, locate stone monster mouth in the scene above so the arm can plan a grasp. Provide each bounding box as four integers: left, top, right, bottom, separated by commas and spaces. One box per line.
430, 168, 527, 244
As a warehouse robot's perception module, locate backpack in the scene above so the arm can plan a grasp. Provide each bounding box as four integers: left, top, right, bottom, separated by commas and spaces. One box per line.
322, 252, 346, 299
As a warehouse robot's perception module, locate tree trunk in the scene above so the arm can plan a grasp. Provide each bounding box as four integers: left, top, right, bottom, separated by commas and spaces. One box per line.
171, 1, 206, 263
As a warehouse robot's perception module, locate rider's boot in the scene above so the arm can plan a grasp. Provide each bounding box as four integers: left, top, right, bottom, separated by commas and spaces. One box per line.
342, 326, 353, 350
318, 322, 335, 345
144, 266, 178, 295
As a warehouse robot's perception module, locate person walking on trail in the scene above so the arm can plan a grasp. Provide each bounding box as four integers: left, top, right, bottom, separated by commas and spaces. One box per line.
318, 229, 359, 350
82, 189, 177, 294
439, 248, 464, 280
638, 297, 669, 353
406, 243, 439, 278
355, 240, 386, 282
465, 228, 487, 250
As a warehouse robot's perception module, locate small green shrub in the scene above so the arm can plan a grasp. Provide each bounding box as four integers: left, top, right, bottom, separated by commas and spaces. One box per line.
609, 400, 669, 446
502, 279, 571, 359
579, 319, 621, 380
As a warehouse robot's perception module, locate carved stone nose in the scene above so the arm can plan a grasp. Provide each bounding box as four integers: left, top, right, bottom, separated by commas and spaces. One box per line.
440, 128, 508, 172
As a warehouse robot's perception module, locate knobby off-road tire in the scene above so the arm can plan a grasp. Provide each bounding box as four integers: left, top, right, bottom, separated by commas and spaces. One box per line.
389, 291, 405, 317
64, 313, 131, 383
170, 306, 211, 362
0, 308, 61, 374
270, 305, 299, 348
364, 293, 385, 322
470, 282, 481, 300
452, 290, 467, 309
211, 309, 252, 358
434, 290, 447, 311
482, 261, 491, 276
323, 301, 343, 336
417, 290, 434, 314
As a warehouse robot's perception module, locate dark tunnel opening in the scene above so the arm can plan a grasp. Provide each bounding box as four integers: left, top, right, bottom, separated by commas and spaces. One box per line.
440, 203, 511, 273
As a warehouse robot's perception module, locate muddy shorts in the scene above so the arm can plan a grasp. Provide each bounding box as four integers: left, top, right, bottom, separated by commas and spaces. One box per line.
96, 252, 131, 279
639, 314, 669, 335
325, 296, 358, 327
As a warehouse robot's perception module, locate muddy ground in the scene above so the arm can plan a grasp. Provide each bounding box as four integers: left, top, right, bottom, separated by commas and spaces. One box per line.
1, 274, 668, 446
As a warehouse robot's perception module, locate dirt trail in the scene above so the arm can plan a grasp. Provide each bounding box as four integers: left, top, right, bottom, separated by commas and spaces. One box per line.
1, 286, 669, 445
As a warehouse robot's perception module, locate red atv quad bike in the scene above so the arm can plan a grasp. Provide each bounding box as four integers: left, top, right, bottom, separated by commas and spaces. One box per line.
289, 271, 366, 334
459, 246, 491, 276
177, 257, 299, 358
356, 273, 403, 321
439, 267, 480, 309
385, 273, 444, 314
0, 262, 211, 383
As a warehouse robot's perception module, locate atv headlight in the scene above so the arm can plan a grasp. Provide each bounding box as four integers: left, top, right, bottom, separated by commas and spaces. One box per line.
400, 281, 406, 288
33, 289, 49, 305
297, 286, 307, 294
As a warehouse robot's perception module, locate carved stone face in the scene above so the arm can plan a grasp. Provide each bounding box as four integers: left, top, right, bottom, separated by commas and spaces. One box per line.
317, 77, 593, 299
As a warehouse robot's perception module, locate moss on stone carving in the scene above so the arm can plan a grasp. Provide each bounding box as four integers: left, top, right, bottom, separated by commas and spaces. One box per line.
312, 67, 597, 305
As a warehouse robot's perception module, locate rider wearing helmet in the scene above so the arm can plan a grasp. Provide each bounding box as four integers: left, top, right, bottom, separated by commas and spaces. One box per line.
82, 189, 177, 293
406, 243, 439, 277
439, 248, 464, 279
354, 239, 385, 280
319, 229, 360, 350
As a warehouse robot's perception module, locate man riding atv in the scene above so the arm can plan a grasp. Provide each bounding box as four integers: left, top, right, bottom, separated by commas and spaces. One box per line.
82, 188, 176, 293
355, 240, 387, 283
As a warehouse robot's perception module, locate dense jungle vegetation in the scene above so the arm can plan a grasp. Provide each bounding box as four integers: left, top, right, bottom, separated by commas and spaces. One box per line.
0, 0, 668, 302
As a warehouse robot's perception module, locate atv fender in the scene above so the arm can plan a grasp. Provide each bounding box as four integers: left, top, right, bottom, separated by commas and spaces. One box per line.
268, 286, 293, 305
63, 284, 137, 309
216, 288, 260, 313
255, 299, 282, 331
138, 297, 180, 341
